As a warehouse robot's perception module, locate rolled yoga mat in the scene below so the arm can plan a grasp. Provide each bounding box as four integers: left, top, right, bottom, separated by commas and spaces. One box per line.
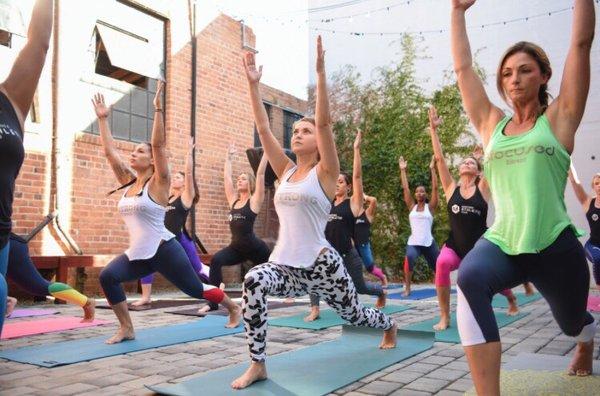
387, 288, 455, 301
168, 301, 306, 317
0, 315, 242, 367
147, 325, 435, 396
465, 353, 600, 395
269, 304, 411, 330
1, 317, 110, 340
7, 308, 59, 319
491, 292, 542, 309
400, 311, 529, 343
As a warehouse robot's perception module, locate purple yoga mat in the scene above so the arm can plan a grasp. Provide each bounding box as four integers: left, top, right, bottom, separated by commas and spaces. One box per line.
7, 309, 59, 319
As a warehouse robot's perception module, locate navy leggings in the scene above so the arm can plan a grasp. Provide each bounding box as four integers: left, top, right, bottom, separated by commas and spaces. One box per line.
457, 228, 594, 346
7, 236, 52, 296
584, 239, 600, 285
405, 241, 439, 272
0, 242, 8, 336
100, 238, 217, 305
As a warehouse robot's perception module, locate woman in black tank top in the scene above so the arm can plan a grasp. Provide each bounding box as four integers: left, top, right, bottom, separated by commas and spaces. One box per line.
0, 0, 60, 333
305, 130, 386, 322
354, 195, 388, 285
568, 164, 600, 294
428, 106, 524, 331
200, 145, 271, 312
132, 138, 211, 307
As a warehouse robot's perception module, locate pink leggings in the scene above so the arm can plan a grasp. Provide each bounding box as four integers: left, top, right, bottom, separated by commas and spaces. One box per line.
435, 245, 513, 297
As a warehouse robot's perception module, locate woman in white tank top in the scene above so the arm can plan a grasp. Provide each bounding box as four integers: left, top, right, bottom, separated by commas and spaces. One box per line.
232, 37, 397, 390
92, 83, 241, 345
399, 156, 440, 296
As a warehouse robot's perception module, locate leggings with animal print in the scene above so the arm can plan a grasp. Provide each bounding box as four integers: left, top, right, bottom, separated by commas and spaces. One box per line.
242, 248, 395, 362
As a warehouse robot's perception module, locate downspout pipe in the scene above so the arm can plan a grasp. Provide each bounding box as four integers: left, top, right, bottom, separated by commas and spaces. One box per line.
50, 0, 82, 255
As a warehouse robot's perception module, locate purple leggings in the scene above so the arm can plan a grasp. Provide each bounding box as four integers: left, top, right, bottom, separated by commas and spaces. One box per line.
140, 232, 206, 284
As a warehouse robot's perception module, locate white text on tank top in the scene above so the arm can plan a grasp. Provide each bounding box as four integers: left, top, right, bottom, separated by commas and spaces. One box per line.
269, 166, 332, 269
407, 204, 434, 246
118, 183, 174, 260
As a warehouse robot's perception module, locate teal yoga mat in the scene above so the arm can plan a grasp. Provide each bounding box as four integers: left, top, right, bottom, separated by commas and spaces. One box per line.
269, 304, 411, 330
147, 325, 434, 396
0, 316, 242, 367
401, 311, 529, 343
388, 288, 455, 301
492, 292, 542, 309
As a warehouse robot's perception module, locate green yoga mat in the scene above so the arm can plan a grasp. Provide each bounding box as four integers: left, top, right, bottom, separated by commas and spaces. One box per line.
0, 316, 242, 367
147, 325, 434, 396
491, 292, 542, 309
401, 311, 529, 343
269, 304, 411, 330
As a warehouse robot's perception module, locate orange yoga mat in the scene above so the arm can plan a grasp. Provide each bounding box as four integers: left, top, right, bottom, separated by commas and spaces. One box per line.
1, 317, 111, 340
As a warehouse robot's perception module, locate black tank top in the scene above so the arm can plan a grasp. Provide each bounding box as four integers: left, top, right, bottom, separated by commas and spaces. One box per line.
0, 91, 25, 249
164, 196, 190, 235
353, 211, 371, 246
325, 198, 354, 255
586, 198, 600, 246
229, 199, 258, 244
445, 185, 488, 258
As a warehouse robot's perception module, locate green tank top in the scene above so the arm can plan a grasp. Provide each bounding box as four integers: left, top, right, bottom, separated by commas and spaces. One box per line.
483, 114, 582, 255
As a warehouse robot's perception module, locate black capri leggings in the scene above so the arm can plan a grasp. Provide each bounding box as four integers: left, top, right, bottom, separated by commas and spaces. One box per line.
456, 228, 595, 346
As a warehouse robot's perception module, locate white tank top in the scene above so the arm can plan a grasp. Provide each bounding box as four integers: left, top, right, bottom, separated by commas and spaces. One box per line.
269, 166, 332, 269
118, 181, 174, 260
407, 203, 434, 246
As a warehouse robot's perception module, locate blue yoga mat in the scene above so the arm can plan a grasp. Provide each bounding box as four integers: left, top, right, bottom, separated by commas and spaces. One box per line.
147, 325, 434, 396
383, 283, 403, 289
0, 316, 242, 367
388, 288, 455, 301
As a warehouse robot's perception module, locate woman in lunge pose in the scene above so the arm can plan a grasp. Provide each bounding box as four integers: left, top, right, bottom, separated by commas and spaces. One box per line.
232, 37, 396, 389
93, 84, 240, 344
451, 0, 596, 394
354, 193, 388, 286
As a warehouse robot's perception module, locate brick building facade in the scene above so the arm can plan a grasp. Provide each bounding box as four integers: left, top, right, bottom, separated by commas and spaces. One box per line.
1, 0, 307, 295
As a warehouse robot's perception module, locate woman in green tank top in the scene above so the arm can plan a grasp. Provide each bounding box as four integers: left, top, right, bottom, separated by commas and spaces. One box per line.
451, 1, 596, 395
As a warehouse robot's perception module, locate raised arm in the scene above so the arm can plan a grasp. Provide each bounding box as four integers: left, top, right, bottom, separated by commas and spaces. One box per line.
180, 137, 196, 209
547, 0, 595, 153
429, 156, 439, 212
399, 157, 415, 210
243, 53, 294, 179
223, 144, 237, 208
429, 106, 456, 200
450, 0, 503, 144
1, 0, 53, 124
250, 154, 268, 214
91, 93, 134, 185
569, 162, 591, 209
315, 36, 340, 197
149, 82, 169, 187
350, 130, 365, 216
364, 195, 378, 222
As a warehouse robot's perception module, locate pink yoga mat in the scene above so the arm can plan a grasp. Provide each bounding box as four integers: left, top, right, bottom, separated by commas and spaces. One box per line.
587, 295, 600, 312
8, 309, 59, 319
1, 317, 111, 340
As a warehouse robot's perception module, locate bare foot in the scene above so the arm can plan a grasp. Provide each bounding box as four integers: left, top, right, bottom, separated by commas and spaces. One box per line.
381, 275, 388, 287
375, 291, 387, 309
6, 296, 17, 317
380, 323, 397, 349
304, 307, 320, 322
130, 299, 151, 307
220, 283, 226, 290
524, 282, 535, 296
568, 340, 594, 376
197, 304, 214, 314
506, 296, 519, 316
226, 304, 242, 328
402, 287, 411, 297
433, 316, 450, 331
105, 326, 135, 344
283, 297, 295, 304
81, 298, 96, 323
231, 361, 268, 389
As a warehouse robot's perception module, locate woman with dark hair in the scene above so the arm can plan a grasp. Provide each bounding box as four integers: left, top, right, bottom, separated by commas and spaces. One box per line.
568, 164, 600, 305
0, 0, 53, 335
233, 37, 396, 389
92, 85, 241, 344
427, 106, 519, 331
132, 137, 211, 307
398, 155, 440, 296
451, 0, 596, 393
354, 193, 388, 286
304, 130, 386, 322
200, 144, 271, 313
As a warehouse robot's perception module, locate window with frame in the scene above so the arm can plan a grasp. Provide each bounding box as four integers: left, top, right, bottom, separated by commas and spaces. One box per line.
283, 110, 303, 150
0, 0, 25, 48
253, 102, 272, 147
